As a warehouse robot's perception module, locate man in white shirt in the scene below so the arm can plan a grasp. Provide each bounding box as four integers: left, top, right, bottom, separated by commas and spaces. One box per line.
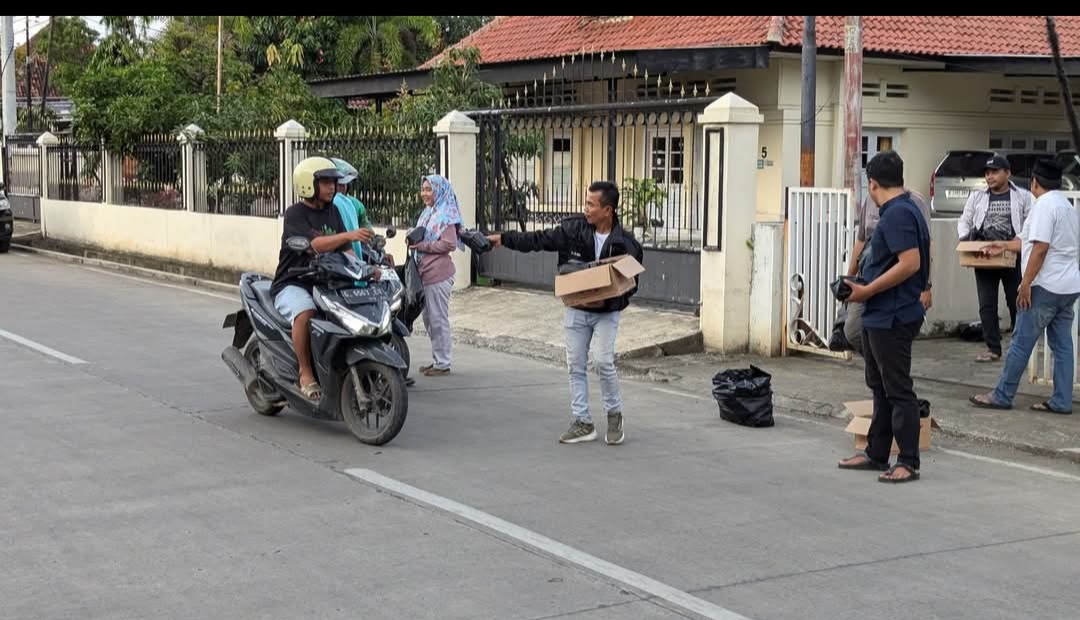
970, 159, 1080, 414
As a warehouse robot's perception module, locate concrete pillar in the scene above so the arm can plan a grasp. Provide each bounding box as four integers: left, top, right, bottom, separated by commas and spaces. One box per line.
275, 120, 306, 215
36, 131, 58, 237
178, 124, 204, 212
434, 110, 479, 291
749, 221, 785, 356
698, 94, 765, 353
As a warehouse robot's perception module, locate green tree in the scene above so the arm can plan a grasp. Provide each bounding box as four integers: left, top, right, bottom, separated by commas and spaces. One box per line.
436, 16, 492, 46
334, 16, 440, 75
23, 17, 97, 94
91, 16, 164, 68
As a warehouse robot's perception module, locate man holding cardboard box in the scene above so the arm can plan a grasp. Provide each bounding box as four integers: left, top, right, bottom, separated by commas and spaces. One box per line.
487, 182, 644, 445
838, 152, 931, 483
970, 159, 1080, 414
957, 155, 1034, 363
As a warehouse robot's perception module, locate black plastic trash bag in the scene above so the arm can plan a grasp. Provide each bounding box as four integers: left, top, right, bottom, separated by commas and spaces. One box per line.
396, 251, 425, 332
711, 365, 775, 428
829, 303, 852, 352
918, 399, 931, 418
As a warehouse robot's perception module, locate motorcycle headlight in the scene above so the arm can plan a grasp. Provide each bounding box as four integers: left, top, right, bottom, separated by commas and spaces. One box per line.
314, 289, 391, 337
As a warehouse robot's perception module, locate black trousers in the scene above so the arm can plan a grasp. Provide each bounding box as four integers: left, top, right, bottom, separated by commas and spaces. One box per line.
863, 319, 924, 470
975, 261, 1021, 356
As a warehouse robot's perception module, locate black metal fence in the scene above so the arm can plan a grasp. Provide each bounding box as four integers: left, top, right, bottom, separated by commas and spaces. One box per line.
195, 133, 279, 218
46, 142, 104, 203
470, 98, 711, 250
296, 126, 438, 228
118, 135, 182, 209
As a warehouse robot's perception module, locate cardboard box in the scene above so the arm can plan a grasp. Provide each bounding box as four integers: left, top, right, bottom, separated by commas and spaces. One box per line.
843, 400, 940, 454
554, 255, 645, 307
956, 241, 1017, 269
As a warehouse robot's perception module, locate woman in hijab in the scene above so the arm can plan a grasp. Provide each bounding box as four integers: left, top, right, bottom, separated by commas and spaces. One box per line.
411, 175, 463, 377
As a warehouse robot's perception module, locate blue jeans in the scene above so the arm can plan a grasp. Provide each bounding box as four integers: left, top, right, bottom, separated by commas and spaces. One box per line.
992, 286, 1079, 412
564, 308, 622, 423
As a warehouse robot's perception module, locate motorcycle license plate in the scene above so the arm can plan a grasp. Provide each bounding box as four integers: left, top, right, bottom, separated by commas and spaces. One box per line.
340, 287, 383, 305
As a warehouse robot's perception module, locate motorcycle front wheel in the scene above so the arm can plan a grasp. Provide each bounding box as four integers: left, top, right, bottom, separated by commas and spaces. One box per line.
341, 361, 408, 445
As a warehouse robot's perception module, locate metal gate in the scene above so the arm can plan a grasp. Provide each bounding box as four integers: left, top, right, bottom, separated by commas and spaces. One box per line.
785, 187, 855, 357
470, 99, 712, 309
2, 135, 42, 221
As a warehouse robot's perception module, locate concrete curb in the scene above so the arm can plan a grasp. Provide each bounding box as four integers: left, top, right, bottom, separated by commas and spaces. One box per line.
12, 243, 241, 297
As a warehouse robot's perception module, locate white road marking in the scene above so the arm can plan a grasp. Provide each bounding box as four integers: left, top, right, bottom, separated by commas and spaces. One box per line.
0, 328, 88, 364
344, 468, 754, 620
81, 267, 237, 302
937, 448, 1080, 483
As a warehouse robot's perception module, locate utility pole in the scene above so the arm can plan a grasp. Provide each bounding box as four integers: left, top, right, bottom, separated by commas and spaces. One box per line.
216, 16, 223, 113
842, 16, 863, 199
40, 16, 53, 123
800, 16, 816, 186
1046, 16, 1080, 151
2, 16, 16, 138
25, 16, 32, 132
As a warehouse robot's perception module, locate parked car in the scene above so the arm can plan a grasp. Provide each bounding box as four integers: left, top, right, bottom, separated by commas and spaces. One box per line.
0, 183, 13, 253
930, 149, 1080, 216
929, 149, 1055, 216
1054, 150, 1080, 191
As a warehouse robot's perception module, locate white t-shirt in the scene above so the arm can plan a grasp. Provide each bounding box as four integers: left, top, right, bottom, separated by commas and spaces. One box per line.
1020, 190, 1080, 295
594, 232, 610, 260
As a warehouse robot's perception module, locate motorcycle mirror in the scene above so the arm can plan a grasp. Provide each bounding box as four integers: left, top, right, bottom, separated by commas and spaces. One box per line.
384, 226, 397, 239
286, 236, 311, 253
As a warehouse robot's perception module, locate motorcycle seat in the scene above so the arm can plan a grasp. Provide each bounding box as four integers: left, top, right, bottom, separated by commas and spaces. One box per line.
251, 280, 294, 331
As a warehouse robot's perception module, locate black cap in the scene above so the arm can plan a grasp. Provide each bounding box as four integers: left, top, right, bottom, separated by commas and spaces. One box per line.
1033, 158, 1063, 182
984, 155, 1010, 171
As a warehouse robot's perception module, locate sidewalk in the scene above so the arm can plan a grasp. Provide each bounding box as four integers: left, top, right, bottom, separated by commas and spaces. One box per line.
618, 338, 1080, 464
415, 286, 702, 364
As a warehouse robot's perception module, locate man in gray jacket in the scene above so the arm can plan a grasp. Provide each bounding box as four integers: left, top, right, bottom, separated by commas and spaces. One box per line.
957, 155, 1034, 362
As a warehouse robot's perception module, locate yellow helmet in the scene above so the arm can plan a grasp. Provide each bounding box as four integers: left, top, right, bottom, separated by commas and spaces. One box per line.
293, 156, 343, 200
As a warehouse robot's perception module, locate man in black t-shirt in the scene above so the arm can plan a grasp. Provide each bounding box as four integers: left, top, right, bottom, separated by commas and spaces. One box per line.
271, 157, 372, 400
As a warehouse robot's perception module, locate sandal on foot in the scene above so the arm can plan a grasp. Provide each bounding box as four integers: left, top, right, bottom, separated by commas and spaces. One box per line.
1031, 401, 1072, 414
879, 464, 920, 484
300, 381, 322, 401
975, 352, 1001, 363
838, 453, 890, 471
969, 394, 1011, 410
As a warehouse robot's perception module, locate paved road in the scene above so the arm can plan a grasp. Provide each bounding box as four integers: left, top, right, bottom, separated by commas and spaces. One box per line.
2, 251, 1080, 620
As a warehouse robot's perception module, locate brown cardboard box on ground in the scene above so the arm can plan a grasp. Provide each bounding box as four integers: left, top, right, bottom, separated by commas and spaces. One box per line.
956, 241, 1017, 268
553, 255, 645, 307
843, 400, 940, 453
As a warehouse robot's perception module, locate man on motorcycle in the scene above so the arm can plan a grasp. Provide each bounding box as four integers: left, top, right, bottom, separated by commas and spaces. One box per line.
270, 157, 373, 401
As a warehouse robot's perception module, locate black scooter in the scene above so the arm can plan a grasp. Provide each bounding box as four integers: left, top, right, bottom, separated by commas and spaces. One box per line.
221, 233, 408, 445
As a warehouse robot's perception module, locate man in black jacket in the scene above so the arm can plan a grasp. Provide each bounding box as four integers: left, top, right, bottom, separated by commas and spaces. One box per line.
487, 181, 644, 445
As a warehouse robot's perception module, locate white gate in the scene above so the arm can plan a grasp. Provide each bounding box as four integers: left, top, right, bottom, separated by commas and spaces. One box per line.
785, 187, 855, 357
1027, 191, 1080, 389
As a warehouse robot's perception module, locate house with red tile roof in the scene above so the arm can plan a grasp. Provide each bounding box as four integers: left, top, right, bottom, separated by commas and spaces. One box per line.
312, 16, 1080, 231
